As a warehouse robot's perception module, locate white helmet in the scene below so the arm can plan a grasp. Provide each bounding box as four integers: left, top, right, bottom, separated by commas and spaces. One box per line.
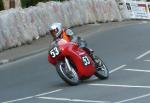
48, 23, 62, 38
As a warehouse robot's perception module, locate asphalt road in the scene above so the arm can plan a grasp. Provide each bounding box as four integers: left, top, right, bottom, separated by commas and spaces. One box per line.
1, 22, 150, 103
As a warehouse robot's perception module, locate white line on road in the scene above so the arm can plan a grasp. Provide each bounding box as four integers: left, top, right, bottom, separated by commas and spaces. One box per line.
38, 97, 110, 103
109, 65, 127, 73
115, 93, 150, 103
124, 69, 150, 73
2, 89, 62, 103
144, 60, 150, 62
136, 50, 150, 60
34, 89, 62, 97
89, 84, 150, 89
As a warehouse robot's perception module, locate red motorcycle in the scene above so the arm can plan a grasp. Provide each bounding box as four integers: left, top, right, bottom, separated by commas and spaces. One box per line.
48, 38, 109, 85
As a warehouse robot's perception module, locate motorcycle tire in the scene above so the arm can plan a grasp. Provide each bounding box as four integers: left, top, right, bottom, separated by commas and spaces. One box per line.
56, 61, 80, 86
94, 56, 109, 79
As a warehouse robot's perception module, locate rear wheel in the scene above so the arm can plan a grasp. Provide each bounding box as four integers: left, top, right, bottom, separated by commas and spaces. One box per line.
56, 60, 79, 86
94, 56, 109, 79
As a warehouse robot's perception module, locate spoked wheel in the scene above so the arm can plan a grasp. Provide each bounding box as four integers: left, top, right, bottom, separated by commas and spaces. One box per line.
94, 56, 109, 79
56, 60, 79, 86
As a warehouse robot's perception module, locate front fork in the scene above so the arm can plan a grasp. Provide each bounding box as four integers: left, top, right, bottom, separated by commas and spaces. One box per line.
64, 57, 72, 72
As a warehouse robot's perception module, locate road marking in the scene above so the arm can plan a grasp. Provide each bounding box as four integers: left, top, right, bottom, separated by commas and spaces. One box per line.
89, 84, 150, 89
144, 60, 150, 62
38, 97, 110, 103
136, 50, 150, 60
2, 89, 62, 103
109, 65, 127, 73
124, 69, 150, 73
115, 93, 150, 103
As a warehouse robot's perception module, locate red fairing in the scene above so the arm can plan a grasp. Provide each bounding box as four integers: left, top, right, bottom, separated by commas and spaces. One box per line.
48, 39, 96, 79
64, 45, 96, 78
48, 55, 56, 65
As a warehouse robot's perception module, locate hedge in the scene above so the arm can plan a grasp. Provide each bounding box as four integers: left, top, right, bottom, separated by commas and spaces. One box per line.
0, 0, 4, 10
0, 0, 65, 10
21, 0, 65, 8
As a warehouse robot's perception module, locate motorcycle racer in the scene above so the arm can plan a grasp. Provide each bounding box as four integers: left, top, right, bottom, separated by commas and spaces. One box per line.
48, 22, 94, 57
48, 23, 109, 85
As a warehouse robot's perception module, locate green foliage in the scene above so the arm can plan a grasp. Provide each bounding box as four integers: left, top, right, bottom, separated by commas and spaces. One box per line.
21, 0, 65, 8
0, 0, 65, 10
21, 0, 31, 8
0, 0, 4, 10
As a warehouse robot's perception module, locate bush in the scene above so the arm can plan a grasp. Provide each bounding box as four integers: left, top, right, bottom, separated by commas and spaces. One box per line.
21, 0, 31, 8
0, 0, 4, 10
21, 0, 65, 8
0, 0, 66, 10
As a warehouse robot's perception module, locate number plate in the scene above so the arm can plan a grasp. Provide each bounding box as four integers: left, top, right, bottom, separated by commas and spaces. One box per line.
49, 47, 60, 58
82, 56, 91, 66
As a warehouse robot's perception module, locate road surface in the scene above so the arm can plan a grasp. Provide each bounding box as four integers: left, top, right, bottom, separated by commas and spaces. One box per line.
1, 21, 150, 103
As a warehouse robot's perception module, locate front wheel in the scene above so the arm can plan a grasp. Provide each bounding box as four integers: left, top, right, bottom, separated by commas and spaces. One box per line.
56, 60, 79, 86
94, 56, 109, 79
